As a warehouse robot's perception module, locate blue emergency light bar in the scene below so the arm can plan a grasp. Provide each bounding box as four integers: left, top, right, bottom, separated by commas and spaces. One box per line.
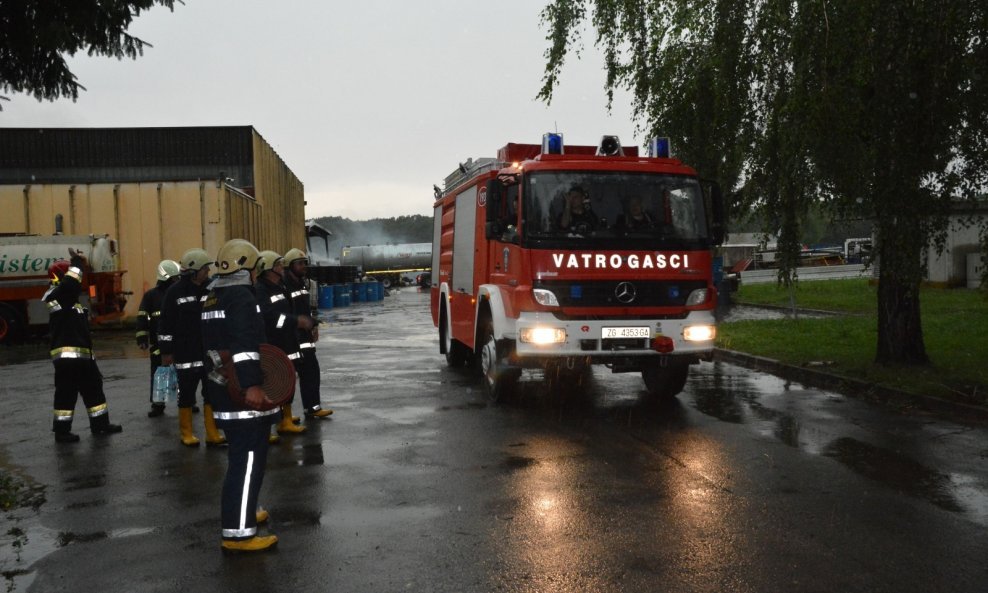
649, 137, 671, 158
542, 133, 564, 155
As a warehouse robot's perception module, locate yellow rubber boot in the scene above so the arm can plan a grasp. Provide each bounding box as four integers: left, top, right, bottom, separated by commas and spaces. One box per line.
306, 408, 333, 419
202, 404, 227, 447
268, 431, 281, 444
256, 508, 269, 524
179, 407, 200, 447
277, 404, 306, 434
221, 535, 278, 553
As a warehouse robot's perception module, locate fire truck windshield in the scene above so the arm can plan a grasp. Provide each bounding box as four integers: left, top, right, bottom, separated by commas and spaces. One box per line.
522, 172, 709, 248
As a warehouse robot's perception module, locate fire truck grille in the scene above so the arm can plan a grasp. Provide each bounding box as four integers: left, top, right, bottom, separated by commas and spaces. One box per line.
537, 280, 708, 308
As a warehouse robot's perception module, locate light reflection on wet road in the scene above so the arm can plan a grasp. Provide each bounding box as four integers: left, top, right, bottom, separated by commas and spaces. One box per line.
2, 289, 987, 593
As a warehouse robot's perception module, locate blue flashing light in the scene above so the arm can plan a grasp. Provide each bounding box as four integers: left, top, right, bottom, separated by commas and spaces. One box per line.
649, 137, 671, 158
570, 285, 583, 299
542, 133, 564, 155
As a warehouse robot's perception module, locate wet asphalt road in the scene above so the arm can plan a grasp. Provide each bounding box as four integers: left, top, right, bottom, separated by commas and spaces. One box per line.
2, 289, 988, 593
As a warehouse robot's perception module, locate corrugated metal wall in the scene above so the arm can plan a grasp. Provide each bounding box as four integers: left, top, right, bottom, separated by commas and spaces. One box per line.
0, 126, 307, 321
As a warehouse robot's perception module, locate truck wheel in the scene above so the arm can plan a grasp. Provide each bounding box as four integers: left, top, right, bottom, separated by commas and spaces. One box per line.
478, 320, 519, 403
440, 305, 469, 367
642, 362, 689, 400
0, 303, 25, 345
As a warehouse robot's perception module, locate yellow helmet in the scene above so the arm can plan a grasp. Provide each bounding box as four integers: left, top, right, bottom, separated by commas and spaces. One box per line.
180, 248, 212, 272
156, 259, 181, 282
257, 250, 284, 274
215, 239, 260, 275
284, 248, 308, 265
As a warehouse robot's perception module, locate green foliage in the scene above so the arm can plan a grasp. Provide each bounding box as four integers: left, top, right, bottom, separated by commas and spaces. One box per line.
722, 281, 988, 403
310, 215, 433, 247
539, 0, 988, 364
736, 278, 876, 314
0, 1, 177, 105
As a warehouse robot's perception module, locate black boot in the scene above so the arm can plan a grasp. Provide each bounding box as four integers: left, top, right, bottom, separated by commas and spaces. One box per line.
55, 432, 80, 443
91, 415, 123, 436
148, 404, 165, 418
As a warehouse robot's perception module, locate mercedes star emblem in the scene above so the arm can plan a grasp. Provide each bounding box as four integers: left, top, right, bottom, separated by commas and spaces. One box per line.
614, 281, 637, 304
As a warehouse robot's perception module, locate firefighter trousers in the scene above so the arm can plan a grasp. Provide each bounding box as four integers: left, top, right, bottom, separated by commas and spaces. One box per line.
176, 366, 206, 408
218, 416, 274, 541
298, 347, 322, 412
52, 358, 113, 433
147, 351, 162, 405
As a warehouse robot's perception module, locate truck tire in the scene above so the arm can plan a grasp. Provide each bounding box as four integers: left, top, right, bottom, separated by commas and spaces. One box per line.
0, 303, 25, 345
440, 304, 469, 367
642, 362, 689, 400
478, 318, 519, 403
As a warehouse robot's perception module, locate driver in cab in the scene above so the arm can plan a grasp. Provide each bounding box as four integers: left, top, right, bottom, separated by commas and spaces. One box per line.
557, 185, 598, 234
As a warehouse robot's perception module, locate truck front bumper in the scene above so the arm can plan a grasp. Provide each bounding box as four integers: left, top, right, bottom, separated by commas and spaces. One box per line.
507, 309, 715, 365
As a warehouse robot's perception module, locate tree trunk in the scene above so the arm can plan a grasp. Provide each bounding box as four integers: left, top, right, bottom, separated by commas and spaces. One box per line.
875, 238, 929, 366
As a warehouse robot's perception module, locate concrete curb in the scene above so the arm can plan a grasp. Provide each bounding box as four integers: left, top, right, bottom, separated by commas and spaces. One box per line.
713, 348, 988, 425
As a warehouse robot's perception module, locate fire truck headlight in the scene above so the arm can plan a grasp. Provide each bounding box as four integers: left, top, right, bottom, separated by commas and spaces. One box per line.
520, 327, 567, 345
685, 288, 709, 306
683, 325, 716, 342
532, 288, 560, 307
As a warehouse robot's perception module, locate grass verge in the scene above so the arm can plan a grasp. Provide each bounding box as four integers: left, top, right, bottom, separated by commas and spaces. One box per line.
718, 278, 988, 406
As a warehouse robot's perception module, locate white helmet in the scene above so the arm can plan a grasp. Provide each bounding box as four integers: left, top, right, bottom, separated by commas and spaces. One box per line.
156, 259, 181, 282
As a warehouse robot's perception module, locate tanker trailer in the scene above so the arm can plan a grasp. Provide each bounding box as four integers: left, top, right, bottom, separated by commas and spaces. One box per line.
0, 234, 128, 343
340, 243, 432, 288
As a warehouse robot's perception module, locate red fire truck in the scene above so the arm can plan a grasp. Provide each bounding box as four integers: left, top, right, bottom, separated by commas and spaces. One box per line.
430, 134, 725, 401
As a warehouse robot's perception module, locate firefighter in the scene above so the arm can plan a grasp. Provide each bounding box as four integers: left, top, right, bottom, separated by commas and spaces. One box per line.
44, 249, 123, 443
557, 185, 599, 233
137, 259, 181, 417
254, 250, 311, 436
202, 239, 279, 552
283, 248, 333, 420
160, 248, 226, 447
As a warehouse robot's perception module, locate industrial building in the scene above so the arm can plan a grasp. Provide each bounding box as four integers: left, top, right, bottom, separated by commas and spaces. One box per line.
0, 126, 306, 320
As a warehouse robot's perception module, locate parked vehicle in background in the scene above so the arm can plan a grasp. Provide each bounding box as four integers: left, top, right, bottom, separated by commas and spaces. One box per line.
0, 234, 128, 343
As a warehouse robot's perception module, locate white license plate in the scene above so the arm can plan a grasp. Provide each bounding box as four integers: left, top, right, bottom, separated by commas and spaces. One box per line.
602, 326, 651, 339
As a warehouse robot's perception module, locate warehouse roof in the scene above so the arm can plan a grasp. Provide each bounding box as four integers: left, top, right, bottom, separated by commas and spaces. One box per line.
0, 126, 258, 186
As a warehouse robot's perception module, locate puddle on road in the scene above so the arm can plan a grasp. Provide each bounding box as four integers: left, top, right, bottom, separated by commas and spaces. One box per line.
688, 363, 987, 524
822, 437, 963, 513
2, 520, 157, 593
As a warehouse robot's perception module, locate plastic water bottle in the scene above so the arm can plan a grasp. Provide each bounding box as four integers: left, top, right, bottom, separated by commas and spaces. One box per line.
153, 366, 170, 404
165, 366, 178, 404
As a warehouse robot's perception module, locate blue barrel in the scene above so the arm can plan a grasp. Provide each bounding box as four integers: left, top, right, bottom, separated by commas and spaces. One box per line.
358, 282, 370, 302
338, 292, 351, 307
318, 285, 334, 309
333, 284, 348, 307
367, 281, 381, 301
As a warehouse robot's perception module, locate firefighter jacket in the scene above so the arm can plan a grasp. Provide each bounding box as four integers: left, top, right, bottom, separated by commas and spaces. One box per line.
255, 276, 301, 362
43, 260, 93, 360
159, 274, 207, 367
136, 280, 169, 355
283, 271, 316, 352
201, 275, 277, 417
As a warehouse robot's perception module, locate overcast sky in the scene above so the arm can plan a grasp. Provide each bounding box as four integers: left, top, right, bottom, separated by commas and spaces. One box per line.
2, 0, 640, 221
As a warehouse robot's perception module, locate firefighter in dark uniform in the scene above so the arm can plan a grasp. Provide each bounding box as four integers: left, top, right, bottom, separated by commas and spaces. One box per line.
202, 239, 278, 552
160, 248, 226, 447
283, 248, 333, 420
137, 259, 180, 417
255, 251, 311, 436
44, 249, 123, 443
